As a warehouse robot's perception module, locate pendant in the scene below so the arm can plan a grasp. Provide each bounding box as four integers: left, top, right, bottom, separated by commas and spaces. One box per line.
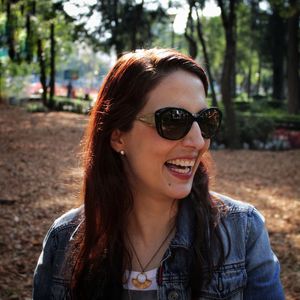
132, 272, 152, 289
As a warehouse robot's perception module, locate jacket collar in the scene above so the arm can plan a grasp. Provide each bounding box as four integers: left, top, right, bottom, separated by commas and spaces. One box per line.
170, 197, 196, 249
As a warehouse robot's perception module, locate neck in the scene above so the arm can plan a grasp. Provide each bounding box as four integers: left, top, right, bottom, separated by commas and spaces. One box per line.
128, 197, 178, 246
126, 195, 179, 272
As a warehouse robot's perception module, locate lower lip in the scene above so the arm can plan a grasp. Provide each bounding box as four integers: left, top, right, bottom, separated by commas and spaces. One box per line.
165, 166, 193, 180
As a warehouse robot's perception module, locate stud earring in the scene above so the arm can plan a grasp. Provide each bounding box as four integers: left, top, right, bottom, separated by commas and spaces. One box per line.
120, 150, 125, 156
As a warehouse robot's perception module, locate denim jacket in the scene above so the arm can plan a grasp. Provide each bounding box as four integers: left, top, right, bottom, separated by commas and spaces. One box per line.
33, 193, 285, 299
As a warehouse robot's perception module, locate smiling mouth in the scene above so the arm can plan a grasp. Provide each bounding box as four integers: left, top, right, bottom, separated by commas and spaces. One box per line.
165, 159, 196, 175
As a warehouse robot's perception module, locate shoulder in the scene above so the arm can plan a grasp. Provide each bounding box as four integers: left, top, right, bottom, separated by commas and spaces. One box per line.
33, 207, 84, 296
51, 206, 84, 232
201, 193, 284, 298
211, 191, 264, 220
42, 206, 84, 249
210, 192, 266, 244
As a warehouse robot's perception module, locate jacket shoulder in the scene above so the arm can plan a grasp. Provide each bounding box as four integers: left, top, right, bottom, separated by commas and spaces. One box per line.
210, 192, 267, 248
210, 191, 267, 242
51, 206, 84, 232
43, 206, 84, 249
211, 191, 263, 218
33, 207, 84, 298
36, 206, 84, 261
208, 193, 284, 298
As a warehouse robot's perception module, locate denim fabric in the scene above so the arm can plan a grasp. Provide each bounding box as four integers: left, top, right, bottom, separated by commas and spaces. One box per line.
33, 193, 285, 299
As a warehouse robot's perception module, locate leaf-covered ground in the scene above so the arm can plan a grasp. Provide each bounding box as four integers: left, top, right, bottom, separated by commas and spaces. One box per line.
0, 103, 299, 299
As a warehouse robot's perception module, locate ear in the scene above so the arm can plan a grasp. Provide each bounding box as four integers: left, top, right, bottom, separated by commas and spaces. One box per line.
110, 129, 126, 153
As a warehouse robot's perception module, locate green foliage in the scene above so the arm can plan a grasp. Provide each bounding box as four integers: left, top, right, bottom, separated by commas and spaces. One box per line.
75, 0, 169, 55
237, 114, 276, 148
26, 97, 91, 114
0, 0, 77, 105
234, 96, 300, 123
216, 110, 276, 148
52, 97, 91, 114
216, 96, 300, 148
0, 60, 35, 100
201, 16, 225, 81
26, 102, 49, 113
0, 0, 296, 122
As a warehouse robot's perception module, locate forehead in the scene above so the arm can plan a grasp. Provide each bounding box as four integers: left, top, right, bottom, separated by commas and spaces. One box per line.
141, 70, 207, 114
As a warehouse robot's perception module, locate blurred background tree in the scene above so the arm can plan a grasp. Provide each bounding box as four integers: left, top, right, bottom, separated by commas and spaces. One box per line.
0, 0, 299, 149
1, 0, 75, 106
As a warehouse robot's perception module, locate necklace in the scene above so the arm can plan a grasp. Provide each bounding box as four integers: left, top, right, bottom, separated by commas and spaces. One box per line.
127, 224, 175, 289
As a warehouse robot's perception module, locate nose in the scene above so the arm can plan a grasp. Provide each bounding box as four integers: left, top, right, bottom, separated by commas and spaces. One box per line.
181, 121, 206, 149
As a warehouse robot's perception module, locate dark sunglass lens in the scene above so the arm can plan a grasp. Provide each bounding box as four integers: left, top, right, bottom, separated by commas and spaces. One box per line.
160, 109, 190, 140
199, 108, 221, 138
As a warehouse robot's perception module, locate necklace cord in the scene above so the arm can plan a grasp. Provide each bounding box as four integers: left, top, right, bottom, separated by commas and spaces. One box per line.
127, 224, 176, 272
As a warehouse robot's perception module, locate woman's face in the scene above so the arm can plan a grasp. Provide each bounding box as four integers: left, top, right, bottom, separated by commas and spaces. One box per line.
112, 70, 210, 202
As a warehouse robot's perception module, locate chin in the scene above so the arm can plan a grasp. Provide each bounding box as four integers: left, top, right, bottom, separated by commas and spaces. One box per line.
167, 185, 192, 200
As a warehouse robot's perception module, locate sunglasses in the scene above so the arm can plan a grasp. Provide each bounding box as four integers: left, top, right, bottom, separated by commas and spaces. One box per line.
136, 107, 222, 140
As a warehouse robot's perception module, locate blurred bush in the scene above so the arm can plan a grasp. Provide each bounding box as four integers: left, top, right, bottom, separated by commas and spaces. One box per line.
26, 103, 49, 113
26, 97, 91, 114
214, 97, 300, 150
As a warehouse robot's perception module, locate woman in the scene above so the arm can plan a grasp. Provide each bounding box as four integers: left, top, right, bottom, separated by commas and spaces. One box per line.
33, 48, 284, 299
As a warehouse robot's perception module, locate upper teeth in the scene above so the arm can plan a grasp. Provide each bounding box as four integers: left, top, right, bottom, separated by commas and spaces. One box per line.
167, 159, 196, 167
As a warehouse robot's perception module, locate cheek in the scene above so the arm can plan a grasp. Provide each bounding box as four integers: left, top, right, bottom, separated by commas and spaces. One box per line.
194, 140, 210, 168
124, 133, 162, 167
127, 126, 172, 156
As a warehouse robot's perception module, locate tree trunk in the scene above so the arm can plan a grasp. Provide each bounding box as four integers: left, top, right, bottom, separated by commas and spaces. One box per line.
25, 13, 33, 63
195, 8, 218, 107
37, 39, 47, 106
130, 15, 137, 51
130, 3, 143, 51
222, 33, 239, 148
256, 56, 262, 95
115, 41, 125, 58
247, 63, 252, 98
0, 62, 3, 101
112, 0, 125, 57
6, 1, 15, 61
184, 31, 198, 59
184, 6, 198, 59
287, 0, 299, 114
231, 26, 237, 99
25, 0, 35, 63
271, 10, 286, 101
218, 0, 239, 148
49, 22, 55, 107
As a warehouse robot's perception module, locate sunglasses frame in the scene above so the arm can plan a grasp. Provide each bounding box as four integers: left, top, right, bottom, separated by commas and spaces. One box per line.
136, 107, 222, 140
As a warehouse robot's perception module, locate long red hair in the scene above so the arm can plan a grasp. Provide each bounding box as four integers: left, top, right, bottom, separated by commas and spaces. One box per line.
70, 49, 225, 299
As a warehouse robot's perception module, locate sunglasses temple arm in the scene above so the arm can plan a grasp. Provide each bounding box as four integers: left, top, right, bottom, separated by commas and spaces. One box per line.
137, 114, 156, 126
